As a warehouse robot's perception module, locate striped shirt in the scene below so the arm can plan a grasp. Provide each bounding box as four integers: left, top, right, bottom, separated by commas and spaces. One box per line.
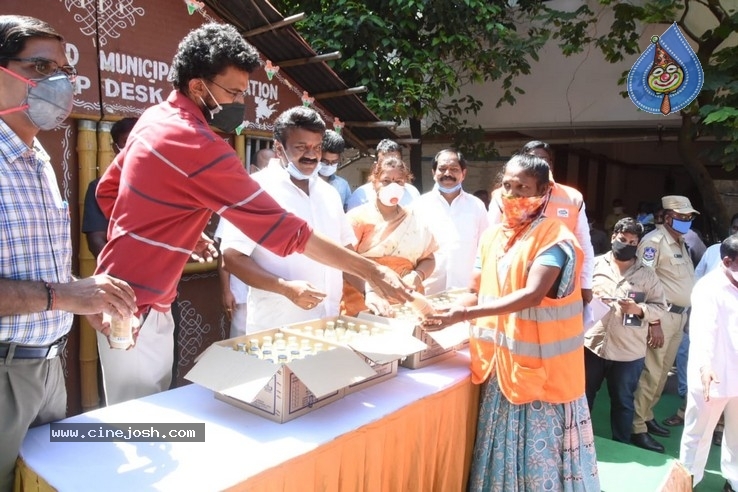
0, 119, 73, 345
96, 91, 312, 314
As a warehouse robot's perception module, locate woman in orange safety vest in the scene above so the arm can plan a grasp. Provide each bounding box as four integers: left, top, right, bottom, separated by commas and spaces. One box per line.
425, 154, 600, 491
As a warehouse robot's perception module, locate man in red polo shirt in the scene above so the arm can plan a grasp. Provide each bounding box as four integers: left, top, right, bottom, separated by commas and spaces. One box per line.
95, 23, 410, 405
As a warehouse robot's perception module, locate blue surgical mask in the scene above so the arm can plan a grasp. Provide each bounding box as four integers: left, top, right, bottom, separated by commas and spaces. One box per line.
670, 217, 692, 234
285, 160, 318, 181
434, 182, 462, 194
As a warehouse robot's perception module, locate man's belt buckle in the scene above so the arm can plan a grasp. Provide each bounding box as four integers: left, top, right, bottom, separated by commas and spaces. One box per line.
46, 337, 67, 359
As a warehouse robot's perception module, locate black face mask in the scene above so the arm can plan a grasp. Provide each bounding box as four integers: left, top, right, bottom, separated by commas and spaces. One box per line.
612, 240, 637, 261
204, 101, 246, 133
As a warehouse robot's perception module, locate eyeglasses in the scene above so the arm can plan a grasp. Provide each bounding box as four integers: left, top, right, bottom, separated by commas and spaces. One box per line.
207, 79, 247, 103
1, 57, 77, 79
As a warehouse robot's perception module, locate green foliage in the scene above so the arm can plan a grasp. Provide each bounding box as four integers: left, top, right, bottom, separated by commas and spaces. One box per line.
274, 0, 557, 159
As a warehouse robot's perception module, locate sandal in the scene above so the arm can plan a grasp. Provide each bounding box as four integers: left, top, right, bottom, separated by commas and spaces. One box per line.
663, 414, 684, 427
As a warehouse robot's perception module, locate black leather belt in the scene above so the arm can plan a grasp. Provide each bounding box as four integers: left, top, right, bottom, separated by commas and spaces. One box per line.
0, 336, 67, 360
667, 304, 688, 314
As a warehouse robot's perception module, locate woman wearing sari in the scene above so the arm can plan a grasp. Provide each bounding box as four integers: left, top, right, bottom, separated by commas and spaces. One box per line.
342, 157, 437, 316
425, 154, 600, 491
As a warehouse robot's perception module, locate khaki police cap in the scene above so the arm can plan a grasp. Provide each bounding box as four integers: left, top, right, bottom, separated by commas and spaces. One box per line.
661, 195, 700, 215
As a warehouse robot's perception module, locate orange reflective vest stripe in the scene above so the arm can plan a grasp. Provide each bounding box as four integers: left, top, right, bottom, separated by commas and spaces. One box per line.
470, 218, 584, 404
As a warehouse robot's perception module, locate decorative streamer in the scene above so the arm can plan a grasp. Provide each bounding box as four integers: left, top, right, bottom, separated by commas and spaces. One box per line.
186, 0, 204, 15
264, 60, 280, 80
333, 117, 344, 134
301, 91, 314, 107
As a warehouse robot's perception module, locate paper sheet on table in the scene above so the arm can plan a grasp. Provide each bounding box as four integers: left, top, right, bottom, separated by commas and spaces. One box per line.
584, 298, 610, 333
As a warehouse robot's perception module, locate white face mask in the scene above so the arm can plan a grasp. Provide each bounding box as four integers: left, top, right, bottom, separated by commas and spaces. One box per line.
0, 69, 74, 130
377, 182, 404, 206
284, 160, 318, 181
318, 162, 337, 177
728, 267, 738, 284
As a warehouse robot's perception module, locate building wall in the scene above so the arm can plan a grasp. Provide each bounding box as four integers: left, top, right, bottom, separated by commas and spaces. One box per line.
455, 0, 691, 130
404, 0, 734, 235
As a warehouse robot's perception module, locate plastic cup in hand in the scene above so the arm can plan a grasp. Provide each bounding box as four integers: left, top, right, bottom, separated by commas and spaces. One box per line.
105, 313, 134, 349
406, 291, 436, 319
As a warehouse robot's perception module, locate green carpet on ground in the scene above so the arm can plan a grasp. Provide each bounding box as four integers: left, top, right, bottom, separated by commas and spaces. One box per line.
591, 387, 724, 491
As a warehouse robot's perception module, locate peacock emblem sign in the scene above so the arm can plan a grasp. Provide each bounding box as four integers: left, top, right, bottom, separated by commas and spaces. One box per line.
627, 23, 703, 115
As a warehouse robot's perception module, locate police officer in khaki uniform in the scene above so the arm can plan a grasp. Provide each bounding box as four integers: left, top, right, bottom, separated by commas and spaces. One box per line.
630, 195, 698, 453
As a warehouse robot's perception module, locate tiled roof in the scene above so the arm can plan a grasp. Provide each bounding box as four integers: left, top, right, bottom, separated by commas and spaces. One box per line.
204, 0, 398, 152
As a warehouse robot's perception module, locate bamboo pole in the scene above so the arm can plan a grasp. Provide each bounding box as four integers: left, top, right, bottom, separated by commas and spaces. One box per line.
98, 121, 115, 176
77, 119, 100, 411
234, 133, 246, 167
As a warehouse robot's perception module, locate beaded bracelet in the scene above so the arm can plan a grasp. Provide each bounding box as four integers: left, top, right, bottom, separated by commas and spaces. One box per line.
43, 281, 57, 311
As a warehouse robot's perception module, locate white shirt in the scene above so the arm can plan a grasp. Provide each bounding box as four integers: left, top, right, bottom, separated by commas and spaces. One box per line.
219, 160, 355, 332
346, 182, 420, 211
214, 220, 249, 304
688, 267, 738, 398
694, 243, 721, 280
416, 188, 488, 295
487, 188, 595, 289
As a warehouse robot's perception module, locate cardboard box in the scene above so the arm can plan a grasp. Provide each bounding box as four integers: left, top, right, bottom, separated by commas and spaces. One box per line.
280, 315, 427, 394
345, 359, 398, 395
185, 327, 378, 423
359, 290, 471, 369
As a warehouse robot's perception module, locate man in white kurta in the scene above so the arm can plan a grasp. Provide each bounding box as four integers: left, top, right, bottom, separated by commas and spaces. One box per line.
679, 235, 738, 490
219, 159, 355, 332
416, 149, 488, 295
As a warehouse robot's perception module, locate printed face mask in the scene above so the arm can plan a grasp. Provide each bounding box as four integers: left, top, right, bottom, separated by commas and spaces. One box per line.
611, 240, 638, 261
0, 68, 74, 130
500, 194, 547, 229
318, 162, 338, 177
378, 182, 404, 206
199, 83, 245, 133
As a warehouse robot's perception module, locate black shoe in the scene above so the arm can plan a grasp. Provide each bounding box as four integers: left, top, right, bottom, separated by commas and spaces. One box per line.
630, 432, 665, 453
646, 419, 671, 437
724, 480, 735, 492
714, 430, 724, 446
